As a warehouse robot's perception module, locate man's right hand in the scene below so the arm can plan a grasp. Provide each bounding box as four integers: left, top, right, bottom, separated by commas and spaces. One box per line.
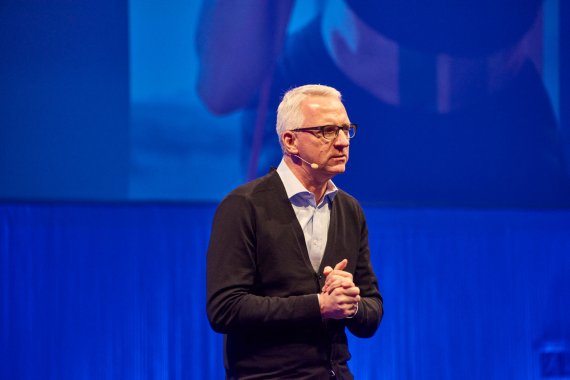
319, 259, 361, 319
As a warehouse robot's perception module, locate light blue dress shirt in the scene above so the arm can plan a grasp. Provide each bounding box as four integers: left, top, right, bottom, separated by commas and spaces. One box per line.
276, 159, 338, 272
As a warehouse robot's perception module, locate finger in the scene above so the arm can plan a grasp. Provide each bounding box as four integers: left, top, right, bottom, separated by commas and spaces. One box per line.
329, 288, 359, 303
332, 286, 360, 297
323, 273, 347, 285
345, 302, 358, 310
323, 274, 352, 291
325, 270, 353, 281
347, 303, 359, 315
334, 259, 348, 271
342, 286, 360, 297
324, 278, 354, 291
323, 278, 350, 293
323, 259, 348, 278
324, 272, 352, 292
322, 278, 340, 293
324, 274, 348, 285
335, 297, 359, 307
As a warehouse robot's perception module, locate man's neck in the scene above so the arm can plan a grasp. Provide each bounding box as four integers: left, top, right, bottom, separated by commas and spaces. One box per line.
284, 156, 331, 204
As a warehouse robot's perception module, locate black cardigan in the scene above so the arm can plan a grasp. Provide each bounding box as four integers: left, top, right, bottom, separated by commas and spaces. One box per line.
206, 170, 383, 379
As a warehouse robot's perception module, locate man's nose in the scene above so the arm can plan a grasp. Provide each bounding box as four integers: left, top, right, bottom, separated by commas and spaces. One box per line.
334, 129, 350, 146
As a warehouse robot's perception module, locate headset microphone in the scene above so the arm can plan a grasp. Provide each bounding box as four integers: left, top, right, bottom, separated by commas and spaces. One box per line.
291, 154, 319, 169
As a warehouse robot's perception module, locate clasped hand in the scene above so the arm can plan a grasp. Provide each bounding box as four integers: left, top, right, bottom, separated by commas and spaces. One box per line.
319, 259, 360, 319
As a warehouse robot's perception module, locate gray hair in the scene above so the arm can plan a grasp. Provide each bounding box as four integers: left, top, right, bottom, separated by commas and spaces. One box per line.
276, 84, 342, 152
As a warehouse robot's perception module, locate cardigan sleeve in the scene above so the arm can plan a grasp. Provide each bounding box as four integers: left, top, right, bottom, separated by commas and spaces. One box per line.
345, 206, 384, 337
206, 193, 323, 334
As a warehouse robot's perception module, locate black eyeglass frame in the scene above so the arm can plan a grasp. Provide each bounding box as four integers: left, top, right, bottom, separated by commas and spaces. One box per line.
291, 123, 357, 141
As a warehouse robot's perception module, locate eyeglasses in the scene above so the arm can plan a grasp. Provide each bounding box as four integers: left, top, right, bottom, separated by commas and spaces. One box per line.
291, 123, 357, 141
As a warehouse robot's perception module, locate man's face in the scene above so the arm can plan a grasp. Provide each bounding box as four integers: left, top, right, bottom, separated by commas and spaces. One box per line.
296, 95, 351, 176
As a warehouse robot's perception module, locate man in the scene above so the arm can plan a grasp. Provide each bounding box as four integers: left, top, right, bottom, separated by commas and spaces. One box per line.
206, 84, 383, 379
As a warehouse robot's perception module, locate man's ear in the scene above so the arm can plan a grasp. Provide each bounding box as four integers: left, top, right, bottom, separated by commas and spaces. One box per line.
282, 130, 298, 155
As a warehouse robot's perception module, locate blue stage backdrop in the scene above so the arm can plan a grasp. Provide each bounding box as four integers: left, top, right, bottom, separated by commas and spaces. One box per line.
2, 203, 569, 379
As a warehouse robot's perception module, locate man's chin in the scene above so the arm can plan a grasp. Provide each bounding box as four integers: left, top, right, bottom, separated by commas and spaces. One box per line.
327, 164, 347, 174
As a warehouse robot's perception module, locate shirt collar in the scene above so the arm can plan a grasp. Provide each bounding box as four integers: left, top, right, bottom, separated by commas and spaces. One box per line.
276, 158, 338, 205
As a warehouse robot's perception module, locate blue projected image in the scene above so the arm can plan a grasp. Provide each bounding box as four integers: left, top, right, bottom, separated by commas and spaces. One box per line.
0, 0, 129, 200
0, 0, 568, 205
128, 0, 243, 201
130, 0, 570, 206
